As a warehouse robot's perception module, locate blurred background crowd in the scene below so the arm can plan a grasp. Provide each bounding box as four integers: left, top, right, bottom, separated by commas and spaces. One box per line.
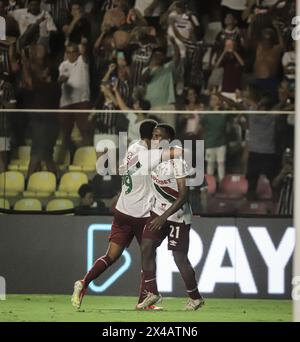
0, 0, 296, 216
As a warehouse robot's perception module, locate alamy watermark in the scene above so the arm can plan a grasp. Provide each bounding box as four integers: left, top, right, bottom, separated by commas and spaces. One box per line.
0, 276, 6, 300
95, 133, 205, 187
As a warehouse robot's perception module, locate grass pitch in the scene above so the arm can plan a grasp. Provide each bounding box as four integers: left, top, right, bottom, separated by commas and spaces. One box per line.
0, 295, 292, 322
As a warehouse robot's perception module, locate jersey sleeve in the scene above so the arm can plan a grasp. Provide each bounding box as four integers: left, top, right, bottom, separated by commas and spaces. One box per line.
172, 158, 189, 179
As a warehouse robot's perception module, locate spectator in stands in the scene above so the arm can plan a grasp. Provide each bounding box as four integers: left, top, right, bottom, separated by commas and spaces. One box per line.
282, 38, 295, 83
254, 21, 285, 99
0, 73, 16, 172
177, 87, 203, 139
45, 0, 71, 30
208, 11, 244, 92
244, 83, 280, 200
167, 0, 201, 59
78, 183, 95, 208
10, 0, 57, 48
58, 41, 92, 150
62, 0, 91, 46
92, 173, 121, 206
100, 59, 131, 107
0, 0, 295, 216
27, 64, 60, 178
273, 147, 293, 215
166, 1, 202, 94
226, 114, 244, 173
76, 183, 109, 214
215, 37, 244, 95
111, 80, 151, 144
177, 87, 204, 167
201, 93, 227, 183
273, 79, 295, 152
143, 38, 180, 110
128, 27, 159, 89
90, 64, 129, 141
213, 12, 244, 59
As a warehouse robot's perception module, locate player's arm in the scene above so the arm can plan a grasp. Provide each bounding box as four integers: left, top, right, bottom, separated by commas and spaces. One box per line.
149, 177, 189, 231
138, 147, 183, 172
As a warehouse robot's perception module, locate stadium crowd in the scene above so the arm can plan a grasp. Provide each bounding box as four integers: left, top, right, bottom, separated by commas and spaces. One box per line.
0, 0, 296, 215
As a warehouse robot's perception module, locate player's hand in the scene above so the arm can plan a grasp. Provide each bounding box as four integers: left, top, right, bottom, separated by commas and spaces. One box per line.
149, 216, 167, 231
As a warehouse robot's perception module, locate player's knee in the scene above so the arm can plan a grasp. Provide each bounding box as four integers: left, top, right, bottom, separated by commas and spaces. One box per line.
141, 240, 156, 259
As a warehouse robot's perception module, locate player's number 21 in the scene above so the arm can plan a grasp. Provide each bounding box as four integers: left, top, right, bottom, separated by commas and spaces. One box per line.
170, 225, 180, 239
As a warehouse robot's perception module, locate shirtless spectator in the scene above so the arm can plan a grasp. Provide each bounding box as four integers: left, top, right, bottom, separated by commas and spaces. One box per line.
254, 21, 285, 99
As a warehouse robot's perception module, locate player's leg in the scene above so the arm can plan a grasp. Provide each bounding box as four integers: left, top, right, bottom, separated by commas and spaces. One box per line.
136, 238, 162, 309
71, 242, 124, 309
141, 238, 159, 295
83, 242, 124, 287
72, 211, 134, 309
131, 218, 148, 305
172, 250, 205, 310
136, 213, 168, 309
136, 269, 162, 310
168, 223, 205, 311
133, 219, 162, 310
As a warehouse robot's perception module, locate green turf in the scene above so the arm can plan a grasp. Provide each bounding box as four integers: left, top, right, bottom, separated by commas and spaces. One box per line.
0, 295, 292, 322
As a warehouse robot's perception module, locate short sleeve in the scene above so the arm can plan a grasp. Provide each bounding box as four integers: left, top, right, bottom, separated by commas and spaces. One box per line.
172, 159, 189, 179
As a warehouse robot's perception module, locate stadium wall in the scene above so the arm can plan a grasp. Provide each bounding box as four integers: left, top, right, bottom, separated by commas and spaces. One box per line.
0, 216, 294, 299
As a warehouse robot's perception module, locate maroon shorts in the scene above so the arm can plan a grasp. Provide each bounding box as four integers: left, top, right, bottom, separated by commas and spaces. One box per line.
109, 209, 148, 248
142, 212, 191, 251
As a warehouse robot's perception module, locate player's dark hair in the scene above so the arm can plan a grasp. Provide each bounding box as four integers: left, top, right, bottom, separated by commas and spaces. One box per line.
156, 124, 176, 141
78, 183, 93, 198
139, 120, 158, 140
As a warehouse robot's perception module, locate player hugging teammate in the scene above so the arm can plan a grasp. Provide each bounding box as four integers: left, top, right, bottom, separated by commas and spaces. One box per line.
71, 120, 204, 311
